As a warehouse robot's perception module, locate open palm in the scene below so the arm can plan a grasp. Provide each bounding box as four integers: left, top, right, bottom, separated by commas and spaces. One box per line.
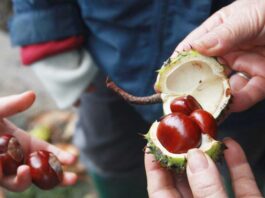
0, 91, 77, 191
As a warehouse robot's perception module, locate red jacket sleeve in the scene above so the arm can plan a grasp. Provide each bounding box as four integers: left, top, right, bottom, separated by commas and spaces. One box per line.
21, 36, 84, 65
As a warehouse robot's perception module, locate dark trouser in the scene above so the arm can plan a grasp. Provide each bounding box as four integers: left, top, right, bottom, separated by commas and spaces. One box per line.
219, 103, 265, 197
74, 72, 265, 198
73, 72, 150, 198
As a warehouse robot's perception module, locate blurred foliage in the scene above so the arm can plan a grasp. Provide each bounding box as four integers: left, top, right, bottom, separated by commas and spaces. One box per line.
29, 125, 51, 142
6, 179, 97, 198
0, 0, 12, 31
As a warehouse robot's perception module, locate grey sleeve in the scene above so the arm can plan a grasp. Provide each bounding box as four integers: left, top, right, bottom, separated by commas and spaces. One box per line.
31, 49, 98, 108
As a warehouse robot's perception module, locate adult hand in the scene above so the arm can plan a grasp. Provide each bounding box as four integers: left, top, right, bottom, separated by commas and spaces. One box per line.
0, 91, 77, 192
175, 0, 265, 112
145, 138, 262, 198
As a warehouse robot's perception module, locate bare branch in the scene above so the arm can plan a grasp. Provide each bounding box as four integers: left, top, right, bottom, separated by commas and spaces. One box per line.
106, 78, 162, 105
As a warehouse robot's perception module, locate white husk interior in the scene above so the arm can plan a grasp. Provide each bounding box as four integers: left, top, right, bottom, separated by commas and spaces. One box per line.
157, 56, 230, 118
149, 121, 217, 158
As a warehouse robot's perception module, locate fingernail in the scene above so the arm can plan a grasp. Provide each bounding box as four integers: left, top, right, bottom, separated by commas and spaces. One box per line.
217, 57, 226, 65
193, 33, 219, 49
182, 43, 192, 51
187, 149, 209, 173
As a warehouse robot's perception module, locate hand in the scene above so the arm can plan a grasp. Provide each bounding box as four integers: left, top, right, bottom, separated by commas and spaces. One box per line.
145, 138, 262, 198
0, 91, 77, 192
175, 0, 265, 112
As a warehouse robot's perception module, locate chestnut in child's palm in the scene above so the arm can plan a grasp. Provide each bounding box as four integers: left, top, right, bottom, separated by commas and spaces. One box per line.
27, 150, 63, 190
0, 134, 24, 176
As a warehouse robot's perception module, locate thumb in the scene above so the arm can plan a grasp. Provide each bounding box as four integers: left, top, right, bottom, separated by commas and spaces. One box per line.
186, 149, 227, 198
191, 1, 263, 56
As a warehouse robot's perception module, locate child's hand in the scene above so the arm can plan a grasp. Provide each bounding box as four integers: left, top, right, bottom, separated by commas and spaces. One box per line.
0, 91, 77, 192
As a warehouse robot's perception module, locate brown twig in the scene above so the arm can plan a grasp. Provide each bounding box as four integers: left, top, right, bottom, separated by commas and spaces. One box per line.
106, 77, 162, 105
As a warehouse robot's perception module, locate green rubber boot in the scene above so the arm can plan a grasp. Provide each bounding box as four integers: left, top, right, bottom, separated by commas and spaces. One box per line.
89, 169, 148, 198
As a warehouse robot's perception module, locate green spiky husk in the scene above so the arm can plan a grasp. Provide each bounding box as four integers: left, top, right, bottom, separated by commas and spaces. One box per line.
145, 132, 226, 174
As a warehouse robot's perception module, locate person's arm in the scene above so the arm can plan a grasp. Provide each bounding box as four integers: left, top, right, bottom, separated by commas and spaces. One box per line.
10, 0, 98, 108
145, 138, 262, 198
175, 0, 265, 112
0, 91, 77, 192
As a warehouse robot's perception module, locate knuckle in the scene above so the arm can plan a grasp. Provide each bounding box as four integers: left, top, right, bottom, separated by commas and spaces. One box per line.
233, 174, 262, 198
250, 77, 265, 98
233, 172, 255, 187
193, 182, 224, 198
214, 10, 227, 25
222, 24, 236, 39
214, 3, 231, 21
147, 185, 179, 198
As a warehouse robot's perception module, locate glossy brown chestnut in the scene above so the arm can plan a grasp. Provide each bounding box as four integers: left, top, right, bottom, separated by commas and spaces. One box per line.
190, 109, 217, 138
27, 150, 63, 190
170, 95, 202, 115
157, 113, 201, 154
0, 134, 24, 176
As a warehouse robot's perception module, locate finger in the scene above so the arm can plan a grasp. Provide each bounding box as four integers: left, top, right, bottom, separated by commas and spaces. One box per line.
45, 144, 77, 165
60, 172, 78, 187
223, 138, 262, 197
29, 140, 77, 166
191, 25, 235, 56
0, 165, 31, 192
175, 8, 229, 53
144, 151, 181, 198
174, 174, 193, 198
191, 4, 260, 56
223, 51, 265, 78
186, 149, 227, 198
216, 57, 233, 77
4, 120, 77, 166
230, 76, 265, 112
229, 73, 249, 92
1, 119, 77, 166
0, 91, 36, 118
